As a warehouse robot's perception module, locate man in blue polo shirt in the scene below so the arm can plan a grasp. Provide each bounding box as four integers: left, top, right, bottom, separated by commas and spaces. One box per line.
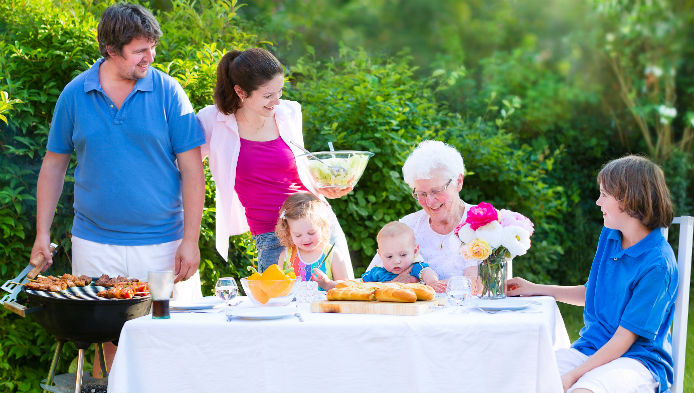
30, 2, 205, 378
30, 4, 205, 298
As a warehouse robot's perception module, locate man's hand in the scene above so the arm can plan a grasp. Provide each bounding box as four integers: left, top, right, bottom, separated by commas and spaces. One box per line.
32, 151, 70, 275
173, 239, 200, 283
29, 234, 53, 272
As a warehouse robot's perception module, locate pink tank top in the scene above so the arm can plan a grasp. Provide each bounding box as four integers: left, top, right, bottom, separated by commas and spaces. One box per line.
235, 137, 309, 235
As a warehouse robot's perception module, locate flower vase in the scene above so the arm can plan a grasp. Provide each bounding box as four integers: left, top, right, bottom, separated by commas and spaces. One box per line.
478, 250, 509, 299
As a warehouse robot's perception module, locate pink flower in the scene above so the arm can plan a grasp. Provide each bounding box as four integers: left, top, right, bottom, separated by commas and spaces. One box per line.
499, 209, 534, 236
464, 202, 499, 230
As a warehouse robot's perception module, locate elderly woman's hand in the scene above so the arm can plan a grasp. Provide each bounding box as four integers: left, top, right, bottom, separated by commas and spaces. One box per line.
316, 186, 353, 199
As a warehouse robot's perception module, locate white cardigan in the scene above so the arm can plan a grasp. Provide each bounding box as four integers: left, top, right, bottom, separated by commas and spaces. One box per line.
197, 100, 324, 260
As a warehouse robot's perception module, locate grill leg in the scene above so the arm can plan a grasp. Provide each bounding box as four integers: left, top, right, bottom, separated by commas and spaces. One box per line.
74, 348, 85, 393
45, 340, 64, 388
97, 342, 108, 377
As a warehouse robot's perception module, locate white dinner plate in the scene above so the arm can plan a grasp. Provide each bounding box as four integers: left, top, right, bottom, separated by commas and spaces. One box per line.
472, 298, 535, 311
227, 305, 296, 320
170, 296, 224, 310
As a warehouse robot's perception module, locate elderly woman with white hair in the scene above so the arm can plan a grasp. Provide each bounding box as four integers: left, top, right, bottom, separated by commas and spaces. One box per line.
368, 140, 477, 281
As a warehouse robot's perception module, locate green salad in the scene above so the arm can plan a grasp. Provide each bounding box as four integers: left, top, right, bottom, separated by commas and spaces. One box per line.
306, 154, 370, 188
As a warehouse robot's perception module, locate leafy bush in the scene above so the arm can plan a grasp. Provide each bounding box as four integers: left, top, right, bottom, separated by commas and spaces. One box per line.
0, 0, 262, 390
151, 0, 267, 296
285, 48, 569, 280
0, 1, 102, 390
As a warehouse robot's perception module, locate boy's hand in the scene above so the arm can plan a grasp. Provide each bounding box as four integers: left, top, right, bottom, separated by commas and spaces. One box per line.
506, 277, 537, 297
561, 371, 580, 392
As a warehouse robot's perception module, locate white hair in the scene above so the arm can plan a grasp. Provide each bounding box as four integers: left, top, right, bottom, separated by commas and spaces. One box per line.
402, 140, 465, 187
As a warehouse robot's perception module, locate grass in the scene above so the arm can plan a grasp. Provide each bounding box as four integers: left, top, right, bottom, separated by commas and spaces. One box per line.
557, 292, 694, 393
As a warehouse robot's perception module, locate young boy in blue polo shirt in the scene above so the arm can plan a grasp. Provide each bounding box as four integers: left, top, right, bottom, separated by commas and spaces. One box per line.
507, 155, 677, 393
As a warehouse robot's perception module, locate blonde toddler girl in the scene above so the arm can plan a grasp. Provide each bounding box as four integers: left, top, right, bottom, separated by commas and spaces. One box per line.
275, 192, 348, 290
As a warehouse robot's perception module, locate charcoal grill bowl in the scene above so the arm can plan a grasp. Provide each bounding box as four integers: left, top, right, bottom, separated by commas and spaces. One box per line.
26, 292, 151, 347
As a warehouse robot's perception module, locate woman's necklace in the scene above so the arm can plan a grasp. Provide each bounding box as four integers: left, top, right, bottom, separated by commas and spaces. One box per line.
433, 202, 467, 249
237, 111, 266, 133
439, 232, 456, 250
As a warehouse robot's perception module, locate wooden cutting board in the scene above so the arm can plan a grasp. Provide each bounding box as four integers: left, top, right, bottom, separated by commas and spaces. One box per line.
310, 299, 444, 316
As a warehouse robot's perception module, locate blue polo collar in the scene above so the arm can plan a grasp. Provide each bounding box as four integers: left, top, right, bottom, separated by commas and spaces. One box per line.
83, 57, 154, 93
606, 227, 662, 260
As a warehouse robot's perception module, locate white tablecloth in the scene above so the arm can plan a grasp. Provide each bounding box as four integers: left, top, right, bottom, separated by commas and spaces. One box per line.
108, 296, 570, 393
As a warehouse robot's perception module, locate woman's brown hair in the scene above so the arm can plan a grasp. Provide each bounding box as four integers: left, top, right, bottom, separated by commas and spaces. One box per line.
214, 48, 283, 115
598, 155, 673, 230
275, 193, 331, 248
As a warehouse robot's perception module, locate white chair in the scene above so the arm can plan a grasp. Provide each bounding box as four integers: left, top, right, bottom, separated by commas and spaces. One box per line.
662, 216, 693, 393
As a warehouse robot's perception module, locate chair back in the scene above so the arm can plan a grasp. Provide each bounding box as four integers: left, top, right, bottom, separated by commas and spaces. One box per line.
662, 216, 693, 393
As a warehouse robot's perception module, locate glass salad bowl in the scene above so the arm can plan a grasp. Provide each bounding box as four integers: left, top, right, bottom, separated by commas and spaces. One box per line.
299, 150, 374, 190
240, 277, 298, 306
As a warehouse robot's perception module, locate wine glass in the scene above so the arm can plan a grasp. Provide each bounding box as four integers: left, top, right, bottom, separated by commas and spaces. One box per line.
215, 277, 238, 307
446, 276, 472, 311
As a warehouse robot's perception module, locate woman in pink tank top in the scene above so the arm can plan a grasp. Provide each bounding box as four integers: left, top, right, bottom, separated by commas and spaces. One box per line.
197, 48, 354, 276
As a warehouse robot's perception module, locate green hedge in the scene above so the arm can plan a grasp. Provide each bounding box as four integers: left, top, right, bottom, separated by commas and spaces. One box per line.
2, 1, 691, 392
0, 1, 260, 390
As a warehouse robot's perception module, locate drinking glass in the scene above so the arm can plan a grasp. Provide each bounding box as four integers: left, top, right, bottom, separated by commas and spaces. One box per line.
215, 277, 238, 307
148, 270, 174, 319
446, 276, 473, 310
296, 280, 318, 303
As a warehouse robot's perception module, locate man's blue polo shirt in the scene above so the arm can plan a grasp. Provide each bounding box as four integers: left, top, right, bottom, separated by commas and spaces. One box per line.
573, 227, 677, 393
47, 58, 205, 245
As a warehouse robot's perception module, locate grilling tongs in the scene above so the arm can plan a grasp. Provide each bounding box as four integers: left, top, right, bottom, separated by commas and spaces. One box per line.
1, 243, 58, 306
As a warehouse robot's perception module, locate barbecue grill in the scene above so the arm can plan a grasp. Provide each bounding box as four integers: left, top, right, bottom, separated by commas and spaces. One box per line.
2, 262, 151, 393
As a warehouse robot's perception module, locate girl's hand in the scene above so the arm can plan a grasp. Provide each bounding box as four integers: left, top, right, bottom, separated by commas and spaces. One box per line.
316, 186, 353, 199
311, 268, 330, 288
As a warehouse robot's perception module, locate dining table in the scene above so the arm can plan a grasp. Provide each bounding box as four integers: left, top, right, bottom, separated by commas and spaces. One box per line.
107, 295, 570, 393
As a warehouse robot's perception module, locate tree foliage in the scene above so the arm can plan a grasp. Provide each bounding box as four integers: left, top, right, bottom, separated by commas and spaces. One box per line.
1, 0, 692, 391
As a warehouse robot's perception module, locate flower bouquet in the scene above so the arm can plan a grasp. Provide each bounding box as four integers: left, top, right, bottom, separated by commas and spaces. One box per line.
455, 202, 534, 299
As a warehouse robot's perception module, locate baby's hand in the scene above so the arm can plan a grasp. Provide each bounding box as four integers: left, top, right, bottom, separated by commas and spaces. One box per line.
427, 280, 446, 293
389, 266, 415, 283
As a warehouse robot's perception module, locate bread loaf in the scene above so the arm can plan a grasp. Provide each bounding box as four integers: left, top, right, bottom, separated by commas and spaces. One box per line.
404, 283, 436, 301
335, 280, 364, 289
328, 281, 431, 302
374, 287, 417, 303
326, 287, 376, 301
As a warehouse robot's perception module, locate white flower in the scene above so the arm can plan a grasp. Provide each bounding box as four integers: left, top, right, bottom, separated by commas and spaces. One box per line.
658, 105, 677, 125
644, 65, 663, 78
475, 221, 504, 249
658, 105, 677, 118
456, 225, 476, 244
501, 225, 531, 257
